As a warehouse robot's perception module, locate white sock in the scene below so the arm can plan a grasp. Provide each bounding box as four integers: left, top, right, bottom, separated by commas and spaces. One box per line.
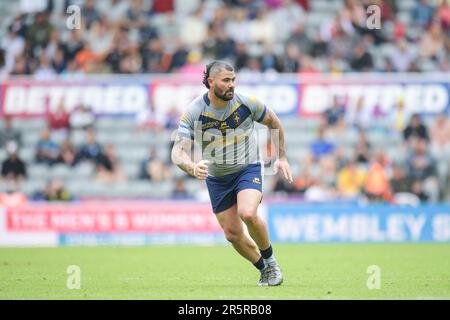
264, 255, 276, 267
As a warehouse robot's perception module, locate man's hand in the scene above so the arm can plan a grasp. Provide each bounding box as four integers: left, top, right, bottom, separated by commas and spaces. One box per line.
273, 157, 293, 183
193, 160, 210, 180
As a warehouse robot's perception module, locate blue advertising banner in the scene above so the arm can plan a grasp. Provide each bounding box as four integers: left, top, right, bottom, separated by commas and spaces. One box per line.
268, 204, 450, 243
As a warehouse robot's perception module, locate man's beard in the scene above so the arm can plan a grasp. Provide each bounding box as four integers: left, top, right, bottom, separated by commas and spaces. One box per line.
214, 87, 234, 101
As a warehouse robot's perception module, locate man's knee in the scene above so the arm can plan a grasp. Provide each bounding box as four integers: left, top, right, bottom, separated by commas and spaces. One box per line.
238, 207, 258, 225
224, 229, 244, 243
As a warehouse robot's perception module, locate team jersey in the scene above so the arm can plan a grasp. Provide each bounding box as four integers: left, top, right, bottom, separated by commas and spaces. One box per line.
176, 92, 267, 177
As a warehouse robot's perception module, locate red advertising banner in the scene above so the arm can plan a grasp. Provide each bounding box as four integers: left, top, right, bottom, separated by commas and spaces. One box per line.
1, 80, 150, 116
6, 202, 221, 233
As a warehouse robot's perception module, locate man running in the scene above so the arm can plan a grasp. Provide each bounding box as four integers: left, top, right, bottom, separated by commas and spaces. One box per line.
172, 60, 293, 286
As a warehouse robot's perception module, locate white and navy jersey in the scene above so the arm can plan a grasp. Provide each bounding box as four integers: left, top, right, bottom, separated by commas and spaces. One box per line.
176, 92, 267, 177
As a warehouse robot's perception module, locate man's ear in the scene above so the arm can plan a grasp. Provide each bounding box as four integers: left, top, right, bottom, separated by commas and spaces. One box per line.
208, 77, 213, 88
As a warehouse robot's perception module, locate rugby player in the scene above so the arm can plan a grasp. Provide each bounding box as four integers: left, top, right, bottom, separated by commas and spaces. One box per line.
172, 60, 293, 286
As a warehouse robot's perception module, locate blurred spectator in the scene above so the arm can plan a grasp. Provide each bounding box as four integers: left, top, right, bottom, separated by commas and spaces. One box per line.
304, 180, 337, 202
405, 138, 440, 202
309, 31, 328, 58
75, 42, 102, 73
75, 128, 103, 165
429, 112, 450, 158
139, 148, 171, 182
179, 5, 208, 47
299, 55, 319, 74
345, 96, 371, 129
179, 50, 205, 75
33, 179, 73, 201
406, 138, 436, 181
225, 8, 251, 44
135, 104, 166, 132
0, 115, 22, 148
337, 159, 366, 199
126, 0, 150, 32
82, 0, 102, 30
0, 49, 6, 79
20, 0, 48, 14
292, 166, 316, 195
354, 130, 372, 164
35, 127, 59, 165
1, 141, 27, 182
85, 19, 114, 56
152, 0, 174, 14
26, 12, 53, 51
323, 96, 346, 128
62, 31, 84, 62
249, 7, 276, 44
410, 179, 429, 202
364, 152, 392, 202
389, 39, 417, 72
234, 42, 250, 71
45, 30, 60, 61
141, 38, 171, 73
413, 0, 435, 28
1, 27, 25, 73
268, 0, 305, 42
69, 105, 96, 130
389, 98, 410, 133
390, 163, 411, 194
272, 171, 296, 194
403, 114, 429, 142
48, 100, 70, 133
349, 43, 373, 71
437, 0, 450, 30
171, 178, 192, 199
100, 0, 130, 24
120, 41, 143, 73
169, 40, 189, 71
239, 57, 262, 76
165, 106, 181, 131
310, 126, 335, 161
10, 54, 30, 75
317, 154, 338, 186
34, 54, 56, 79
286, 23, 310, 55
96, 144, 127, 182
203, 24, 236, 61
0, 181, 27, 207
57, 138, 77, 166
282, 43, 300, 72
51, 46, 67, 73
419, 22, 445, 60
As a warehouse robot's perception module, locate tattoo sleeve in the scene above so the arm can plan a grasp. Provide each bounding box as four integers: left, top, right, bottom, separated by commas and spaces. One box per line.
261, 108, 287, 159
171, 135, 196, 176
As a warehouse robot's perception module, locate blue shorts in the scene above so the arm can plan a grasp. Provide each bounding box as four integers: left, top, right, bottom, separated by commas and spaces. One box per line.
206, 163, 263, 214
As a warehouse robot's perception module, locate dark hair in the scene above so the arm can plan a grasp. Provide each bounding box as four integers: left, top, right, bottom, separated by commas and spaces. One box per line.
202, 60, 234, 89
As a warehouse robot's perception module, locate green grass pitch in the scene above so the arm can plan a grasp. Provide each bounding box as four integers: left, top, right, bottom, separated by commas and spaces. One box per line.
0, 244, 449, 299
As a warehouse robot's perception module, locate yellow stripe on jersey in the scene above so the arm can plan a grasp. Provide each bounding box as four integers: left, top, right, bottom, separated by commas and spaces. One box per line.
230, 102, 242, 114
201, 111, 221, 120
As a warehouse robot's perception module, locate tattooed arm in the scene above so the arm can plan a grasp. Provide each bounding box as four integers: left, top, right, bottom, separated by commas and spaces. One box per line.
171, 136, 208, 180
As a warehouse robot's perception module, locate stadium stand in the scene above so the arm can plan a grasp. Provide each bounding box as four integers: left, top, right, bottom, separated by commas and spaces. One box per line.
0, 0, 449, 204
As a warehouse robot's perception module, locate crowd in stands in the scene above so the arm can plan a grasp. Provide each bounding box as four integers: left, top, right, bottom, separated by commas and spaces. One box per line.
270, 102, 450, 205
0, 0, 450, 205
0, 0, 449, 79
